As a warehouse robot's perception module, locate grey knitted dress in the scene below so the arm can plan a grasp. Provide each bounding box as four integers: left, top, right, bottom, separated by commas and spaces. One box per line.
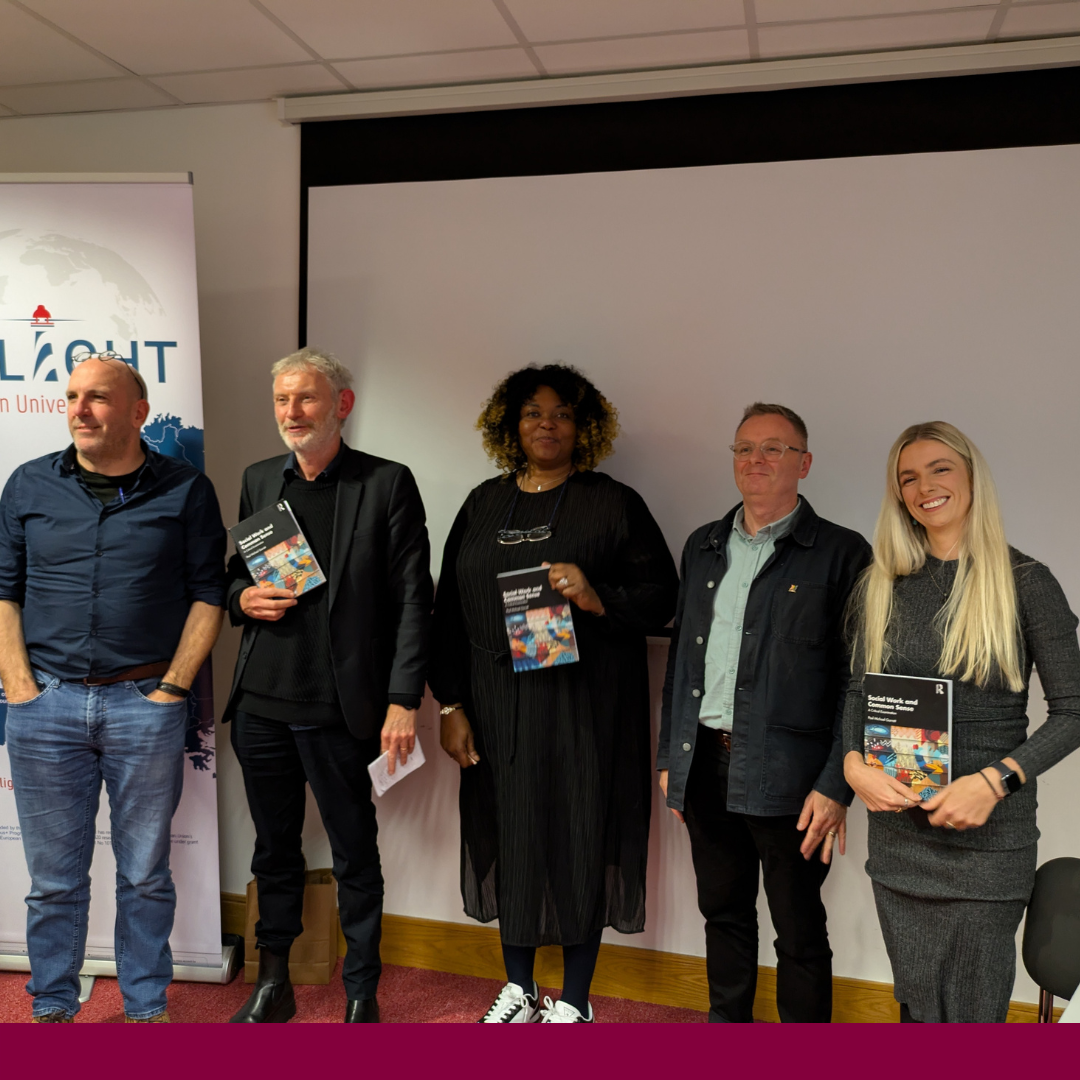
842, 549, 1080, 1022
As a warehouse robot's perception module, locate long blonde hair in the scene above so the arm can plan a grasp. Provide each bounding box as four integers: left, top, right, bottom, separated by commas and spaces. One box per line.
853, 421, 1023, 691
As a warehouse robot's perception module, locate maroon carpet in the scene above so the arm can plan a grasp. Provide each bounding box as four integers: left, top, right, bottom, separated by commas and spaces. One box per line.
0, 960, 707, 1023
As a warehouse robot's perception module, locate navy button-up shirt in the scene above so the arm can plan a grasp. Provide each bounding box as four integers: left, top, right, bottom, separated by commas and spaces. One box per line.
0, 443, 227, 680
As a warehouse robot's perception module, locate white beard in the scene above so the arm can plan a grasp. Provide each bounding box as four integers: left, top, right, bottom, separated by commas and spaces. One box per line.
278, 417, 340, 456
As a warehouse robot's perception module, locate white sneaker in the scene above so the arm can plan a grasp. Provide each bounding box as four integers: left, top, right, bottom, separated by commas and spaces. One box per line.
539, 996, 595, 1023
478, 981, 541, 1023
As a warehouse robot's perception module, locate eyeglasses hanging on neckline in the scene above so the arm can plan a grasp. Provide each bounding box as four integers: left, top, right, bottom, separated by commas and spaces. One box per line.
496, 476, 571, 545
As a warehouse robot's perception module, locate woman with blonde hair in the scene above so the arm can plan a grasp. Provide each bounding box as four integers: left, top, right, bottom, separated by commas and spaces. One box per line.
843, 421, 1080, 1023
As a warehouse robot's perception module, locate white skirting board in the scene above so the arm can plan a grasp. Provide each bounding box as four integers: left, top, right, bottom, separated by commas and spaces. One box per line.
0, 945, 241, 985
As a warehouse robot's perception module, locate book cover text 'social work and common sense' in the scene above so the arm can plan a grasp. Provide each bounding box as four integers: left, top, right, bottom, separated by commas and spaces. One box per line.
229, 501, 326, 598
498, 566, 580, 674
863, 672, 952, 802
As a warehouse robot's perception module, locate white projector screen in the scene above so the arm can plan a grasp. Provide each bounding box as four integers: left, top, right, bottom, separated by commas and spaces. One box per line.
307, 143, 1080, 1001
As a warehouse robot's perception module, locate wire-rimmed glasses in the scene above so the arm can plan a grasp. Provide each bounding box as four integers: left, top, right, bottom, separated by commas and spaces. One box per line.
729, 440, 806, 461
496, 474, 571, 544
70, 350, 148, 400
497, 524, 555, 545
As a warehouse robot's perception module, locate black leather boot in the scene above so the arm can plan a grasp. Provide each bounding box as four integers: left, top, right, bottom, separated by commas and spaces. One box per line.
344, 997, 379, 1023
229, 948, 296, 1023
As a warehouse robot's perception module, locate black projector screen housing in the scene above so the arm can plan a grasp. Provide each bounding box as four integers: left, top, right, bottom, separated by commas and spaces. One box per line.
299, 65, 1080, 342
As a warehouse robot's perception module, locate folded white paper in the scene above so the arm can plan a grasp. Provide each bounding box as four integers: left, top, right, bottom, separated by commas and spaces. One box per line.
368, 736, 426, 797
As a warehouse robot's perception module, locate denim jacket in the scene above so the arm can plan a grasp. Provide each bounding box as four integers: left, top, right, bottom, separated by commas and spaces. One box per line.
658, 498, 871, 816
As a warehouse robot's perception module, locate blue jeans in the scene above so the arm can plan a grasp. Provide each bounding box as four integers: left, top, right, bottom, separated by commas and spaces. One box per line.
5, 672, 188, 1019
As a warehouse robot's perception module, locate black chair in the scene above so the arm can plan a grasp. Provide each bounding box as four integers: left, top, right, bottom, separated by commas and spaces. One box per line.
1022, 857, 1080, 1022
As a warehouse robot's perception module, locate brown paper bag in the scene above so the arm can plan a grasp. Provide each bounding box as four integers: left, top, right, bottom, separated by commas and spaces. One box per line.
244, 869, 339, 985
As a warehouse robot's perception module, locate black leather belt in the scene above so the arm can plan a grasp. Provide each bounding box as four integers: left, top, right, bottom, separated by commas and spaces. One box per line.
81, 661, 170, 686
698, 725, 732, 752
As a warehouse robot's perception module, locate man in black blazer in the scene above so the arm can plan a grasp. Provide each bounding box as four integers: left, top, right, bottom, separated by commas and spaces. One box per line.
224, 348, 432, 1024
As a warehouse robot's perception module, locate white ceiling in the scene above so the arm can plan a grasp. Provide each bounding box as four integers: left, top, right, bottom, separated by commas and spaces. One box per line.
0, 0, 1078, 119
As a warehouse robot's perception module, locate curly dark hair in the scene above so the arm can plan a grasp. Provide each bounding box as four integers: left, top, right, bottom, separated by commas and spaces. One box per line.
476, 363, 620, 473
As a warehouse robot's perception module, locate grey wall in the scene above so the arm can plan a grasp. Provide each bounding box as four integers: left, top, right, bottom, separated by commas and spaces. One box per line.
0, 101, 299, 901
307, 147, 1080, 997
3, 103, 1077, 1003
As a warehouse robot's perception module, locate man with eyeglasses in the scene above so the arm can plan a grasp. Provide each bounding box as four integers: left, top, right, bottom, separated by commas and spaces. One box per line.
223, 348, 431, 1024
0, 353, 227, 1022
658, 402, 870, 1023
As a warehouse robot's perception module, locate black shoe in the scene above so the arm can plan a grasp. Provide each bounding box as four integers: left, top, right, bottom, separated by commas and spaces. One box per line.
344, 997, 379, 1023
228, 948, 296, 1023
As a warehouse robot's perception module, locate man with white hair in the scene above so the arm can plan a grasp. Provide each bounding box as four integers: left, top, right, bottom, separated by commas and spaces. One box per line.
224, 347, 432, 1024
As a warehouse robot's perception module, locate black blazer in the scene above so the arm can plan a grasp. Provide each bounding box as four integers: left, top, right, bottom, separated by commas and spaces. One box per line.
223, 445, 433, 740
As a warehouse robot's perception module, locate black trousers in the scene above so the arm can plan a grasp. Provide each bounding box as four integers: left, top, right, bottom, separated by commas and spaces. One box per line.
231, 711, 383, 999
683, 726, 833, 1023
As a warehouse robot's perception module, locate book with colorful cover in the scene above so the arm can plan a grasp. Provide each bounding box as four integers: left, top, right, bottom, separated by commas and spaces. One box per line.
863, 672, 952, 802
498, 566, 580, 673
229, 500, 326, 597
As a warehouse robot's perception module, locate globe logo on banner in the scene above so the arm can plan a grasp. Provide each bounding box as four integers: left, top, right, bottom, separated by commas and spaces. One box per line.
0, 229, 203, 470
0, 180, 223, 975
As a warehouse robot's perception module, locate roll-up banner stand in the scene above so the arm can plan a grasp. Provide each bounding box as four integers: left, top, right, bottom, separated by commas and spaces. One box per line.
0, 174, 232, 987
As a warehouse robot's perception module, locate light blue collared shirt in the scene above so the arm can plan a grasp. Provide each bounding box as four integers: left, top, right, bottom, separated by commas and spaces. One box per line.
699, 500, 802, 732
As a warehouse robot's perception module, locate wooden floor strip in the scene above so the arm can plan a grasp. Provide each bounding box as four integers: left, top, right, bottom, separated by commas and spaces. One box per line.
220, 892, 1061, 1022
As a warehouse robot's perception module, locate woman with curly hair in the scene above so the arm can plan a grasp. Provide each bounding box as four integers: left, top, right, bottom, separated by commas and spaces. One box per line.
430, 364, 678, 1024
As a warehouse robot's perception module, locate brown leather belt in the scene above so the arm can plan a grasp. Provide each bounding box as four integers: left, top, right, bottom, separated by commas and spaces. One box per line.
82, 661, 170, 686
698, 725, 732, 752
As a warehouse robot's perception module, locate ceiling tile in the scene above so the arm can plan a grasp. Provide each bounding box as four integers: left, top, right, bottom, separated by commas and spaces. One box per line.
150, 64, 345, 104
999, 2, 1080, 37
0, 3, 122, 86
757, 1, 997, 21
758, 10, 996, 57
535, 29, 750, 75
0, 78, 175, 116
332, 48, 538, 89
19, 0, 312, 74
260, 0, 517, 59
503, 0, 745, 41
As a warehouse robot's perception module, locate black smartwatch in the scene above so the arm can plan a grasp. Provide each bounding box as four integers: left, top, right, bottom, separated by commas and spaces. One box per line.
156, 681, 191, 699
988, 760, 1023, 796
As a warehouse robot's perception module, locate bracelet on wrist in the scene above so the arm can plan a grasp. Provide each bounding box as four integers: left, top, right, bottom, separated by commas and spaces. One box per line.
156, 681, 191, 699
978, 769, 1005, 800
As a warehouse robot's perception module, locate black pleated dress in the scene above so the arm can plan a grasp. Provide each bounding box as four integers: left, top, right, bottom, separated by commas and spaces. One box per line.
429, 470, 678, 947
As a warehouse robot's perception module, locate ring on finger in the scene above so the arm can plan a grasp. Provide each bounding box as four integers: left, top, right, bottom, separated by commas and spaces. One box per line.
827, 830, 837, 838
558, 576, 569, 586
945, 821, 957, 830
